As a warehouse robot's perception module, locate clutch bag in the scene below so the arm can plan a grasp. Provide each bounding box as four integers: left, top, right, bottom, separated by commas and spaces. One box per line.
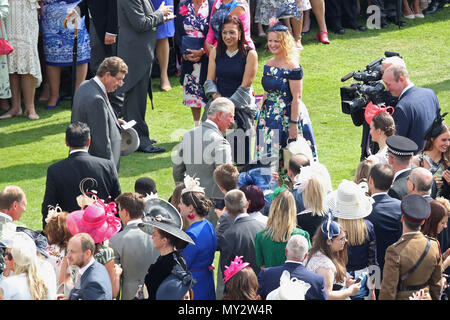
181, 36, 204, 55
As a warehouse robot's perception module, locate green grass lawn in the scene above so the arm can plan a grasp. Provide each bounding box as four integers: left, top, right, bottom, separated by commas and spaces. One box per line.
0, 8, 449, 235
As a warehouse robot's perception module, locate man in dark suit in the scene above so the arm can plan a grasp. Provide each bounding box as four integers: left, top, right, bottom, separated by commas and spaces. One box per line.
217, 189, 265, 279
116, 0, 174, 153
71, 57, 127, 172
382, 64, 440, 151
257, 234, 326, 300
66, 0, 123, 116
41, 122, 121, 228
367, 163, 402, 274
386, 135, 418, 200
67, 233, 113, 300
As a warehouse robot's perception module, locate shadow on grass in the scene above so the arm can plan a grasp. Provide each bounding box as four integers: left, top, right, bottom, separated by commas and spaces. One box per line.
0, 160, 57, 183
118, 141, 181, 176
0, 120, 69, 148
425, 79, 450, 95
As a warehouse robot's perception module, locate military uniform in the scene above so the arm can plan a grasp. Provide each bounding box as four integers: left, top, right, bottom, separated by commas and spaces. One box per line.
379, 194, 442, 300
379, 231, 442, 300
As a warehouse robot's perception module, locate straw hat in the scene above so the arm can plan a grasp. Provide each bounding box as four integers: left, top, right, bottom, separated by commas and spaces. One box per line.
10, 232, 37, 267
327, 179, 373, 220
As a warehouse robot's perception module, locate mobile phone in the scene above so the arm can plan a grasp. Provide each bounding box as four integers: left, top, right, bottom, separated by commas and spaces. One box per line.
355, 277, 362, 283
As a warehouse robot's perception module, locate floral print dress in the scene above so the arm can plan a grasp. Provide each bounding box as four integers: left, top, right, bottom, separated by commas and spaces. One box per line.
256, 65, 317, 174
181, 0, 210, 109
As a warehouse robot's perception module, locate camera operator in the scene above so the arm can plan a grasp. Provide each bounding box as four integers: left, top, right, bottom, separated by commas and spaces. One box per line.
341, 53, 401, 160
382, 64, 440, 150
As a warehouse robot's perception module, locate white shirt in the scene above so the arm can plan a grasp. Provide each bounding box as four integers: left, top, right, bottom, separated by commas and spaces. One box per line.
69, 149, 88, 156
285, 260, 303, 265
371, 192, 388, 198
205, 119, 219, 131
399, 83, 414, 99
93, 76, 107, 96
0, 211, 12, 222
393, 168, 411, 181
125, 218, 142, 227
234, 213, 249, 223
78, 257, 95, 279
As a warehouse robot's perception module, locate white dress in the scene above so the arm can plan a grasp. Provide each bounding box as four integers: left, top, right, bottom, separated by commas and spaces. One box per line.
0, 273, 33, 300
305, 250, 346, 288
366, 146, 388, 164
0, 0, 11, 98
6, 0, 42, 87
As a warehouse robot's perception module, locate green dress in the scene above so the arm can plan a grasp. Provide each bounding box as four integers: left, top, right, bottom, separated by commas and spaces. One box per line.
255, 227, 311, 268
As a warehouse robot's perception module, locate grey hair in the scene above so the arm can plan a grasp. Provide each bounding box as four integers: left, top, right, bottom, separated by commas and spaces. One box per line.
224, 189, 247, 215
285, 235, 309, 261
382, 56, 406, 69
207, 97, 235, 118
410, 167, 433, 194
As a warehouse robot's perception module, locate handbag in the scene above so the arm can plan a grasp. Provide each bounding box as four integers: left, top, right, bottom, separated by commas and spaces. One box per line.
0, 22, 13, 55
181, 36, 204, 55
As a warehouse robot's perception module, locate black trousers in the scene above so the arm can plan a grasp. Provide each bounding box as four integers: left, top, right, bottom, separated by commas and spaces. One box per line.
325, 0, 359, 29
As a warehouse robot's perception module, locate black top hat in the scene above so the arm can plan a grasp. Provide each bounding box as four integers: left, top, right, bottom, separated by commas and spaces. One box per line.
401, 194, 431, 223
138, 198, 195, 245
386, 135, 418, 157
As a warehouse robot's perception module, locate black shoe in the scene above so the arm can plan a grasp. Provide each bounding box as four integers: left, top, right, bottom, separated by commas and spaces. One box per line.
345, 24, 367, 31
424, 3, 438, 13
137, 144, 166, 153
387, 17, 406, 26
330, 27, 345, 34
381, 21, 389, 28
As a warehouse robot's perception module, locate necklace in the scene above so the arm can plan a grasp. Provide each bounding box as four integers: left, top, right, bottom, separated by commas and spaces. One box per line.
226, 49, 239, 58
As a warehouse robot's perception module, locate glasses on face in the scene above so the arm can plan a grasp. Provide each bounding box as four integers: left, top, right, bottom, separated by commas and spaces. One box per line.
334, 236, 347, 243
114, 75, 125, 84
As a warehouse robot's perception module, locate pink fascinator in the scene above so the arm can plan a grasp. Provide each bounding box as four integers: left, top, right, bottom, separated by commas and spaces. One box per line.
67, 199, 122, 244
223, 256, 250, 283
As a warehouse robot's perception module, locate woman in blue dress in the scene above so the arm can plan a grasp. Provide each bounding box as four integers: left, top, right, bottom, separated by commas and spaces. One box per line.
255, 19, 317, 179
205, 14, 258, 166
152, 0, 175, 91
40, 0, 90, 109
178, 175, 217, 300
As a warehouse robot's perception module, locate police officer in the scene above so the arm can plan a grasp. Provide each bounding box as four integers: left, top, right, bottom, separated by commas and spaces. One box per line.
380, 194, 442, 300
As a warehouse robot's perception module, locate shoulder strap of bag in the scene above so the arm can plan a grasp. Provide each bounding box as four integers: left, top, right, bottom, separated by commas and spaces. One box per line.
399, 238, 431, 282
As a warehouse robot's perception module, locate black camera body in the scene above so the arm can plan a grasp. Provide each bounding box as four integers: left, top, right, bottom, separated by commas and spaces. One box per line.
340, 52, 401, 160
340, 51, 401, 116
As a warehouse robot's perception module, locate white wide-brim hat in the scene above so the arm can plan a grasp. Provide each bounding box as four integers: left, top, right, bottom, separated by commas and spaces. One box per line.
326, 179, 373, 220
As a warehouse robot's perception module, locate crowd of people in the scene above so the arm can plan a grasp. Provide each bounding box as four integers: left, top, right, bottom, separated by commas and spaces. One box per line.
0, 0, 449, 302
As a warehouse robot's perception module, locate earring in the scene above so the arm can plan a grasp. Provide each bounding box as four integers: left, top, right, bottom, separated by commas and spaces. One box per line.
187, 212, 195, 220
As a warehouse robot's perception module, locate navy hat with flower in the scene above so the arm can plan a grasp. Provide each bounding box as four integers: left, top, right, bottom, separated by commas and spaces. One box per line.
321, 210, 341, 240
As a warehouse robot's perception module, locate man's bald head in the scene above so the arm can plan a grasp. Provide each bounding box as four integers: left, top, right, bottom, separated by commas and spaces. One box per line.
408, 167, 433, 195
288, 154, 311, 178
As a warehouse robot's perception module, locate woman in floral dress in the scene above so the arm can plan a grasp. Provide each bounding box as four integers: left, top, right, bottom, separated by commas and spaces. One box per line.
175, 0, 214, 126
256, 20, 317, 178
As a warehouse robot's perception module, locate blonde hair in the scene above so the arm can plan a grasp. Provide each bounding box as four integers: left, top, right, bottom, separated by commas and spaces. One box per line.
264, 190, 297, 242
435, 197, 450, 215
14, 262, 48, 300
268, 30, 299, 64
336, 218, 368, 246
302, 176, 328, 216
